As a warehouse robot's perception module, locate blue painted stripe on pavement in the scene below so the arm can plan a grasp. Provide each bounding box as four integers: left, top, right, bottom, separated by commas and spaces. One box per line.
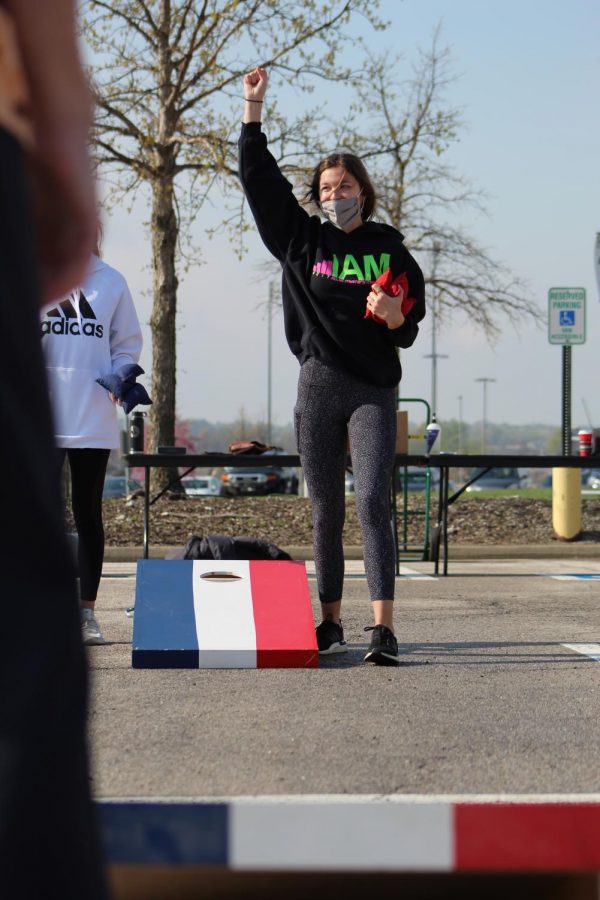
132, 561, 199, 667
98, 802, 228, 864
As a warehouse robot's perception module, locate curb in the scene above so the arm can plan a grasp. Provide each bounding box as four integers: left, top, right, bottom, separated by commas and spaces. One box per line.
104, 544, 600, 563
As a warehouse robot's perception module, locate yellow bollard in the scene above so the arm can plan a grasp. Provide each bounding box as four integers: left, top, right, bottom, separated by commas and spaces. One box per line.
552, 468, 581, 541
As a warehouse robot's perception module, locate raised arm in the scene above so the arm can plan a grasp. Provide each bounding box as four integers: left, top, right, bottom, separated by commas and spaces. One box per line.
243, 66, 268, 124
239, 67, 311, 261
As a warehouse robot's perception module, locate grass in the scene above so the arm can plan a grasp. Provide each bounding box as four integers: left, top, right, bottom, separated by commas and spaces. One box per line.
453, 488, 600, 501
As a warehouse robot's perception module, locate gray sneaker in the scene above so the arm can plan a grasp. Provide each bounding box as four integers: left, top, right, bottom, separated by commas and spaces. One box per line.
81, 609, 106, 645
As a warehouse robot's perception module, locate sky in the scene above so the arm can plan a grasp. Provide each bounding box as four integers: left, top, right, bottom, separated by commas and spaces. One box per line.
93, 0, 600, 430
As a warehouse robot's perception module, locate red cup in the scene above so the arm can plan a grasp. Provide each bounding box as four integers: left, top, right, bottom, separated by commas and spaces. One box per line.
578, 429, 593, 456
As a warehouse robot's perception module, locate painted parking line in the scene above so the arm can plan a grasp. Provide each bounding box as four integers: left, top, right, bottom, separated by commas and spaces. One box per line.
551, 574, 600, 581
399, 565, 436, 580
305, 560, 436, 580
562, 643, 600, 663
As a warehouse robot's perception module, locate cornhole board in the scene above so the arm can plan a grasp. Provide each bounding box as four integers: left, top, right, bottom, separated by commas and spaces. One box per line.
132, 559, 318, 669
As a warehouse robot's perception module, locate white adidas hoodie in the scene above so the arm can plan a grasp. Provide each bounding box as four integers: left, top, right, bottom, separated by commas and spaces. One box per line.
41, 255, 143, 448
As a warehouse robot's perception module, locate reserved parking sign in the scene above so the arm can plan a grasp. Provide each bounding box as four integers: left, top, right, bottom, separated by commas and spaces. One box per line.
548, 287, 586, 344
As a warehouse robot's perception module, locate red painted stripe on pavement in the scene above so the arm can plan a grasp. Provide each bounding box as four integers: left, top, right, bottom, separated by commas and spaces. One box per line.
455, 803, 600, 871
250, 561, 318, 668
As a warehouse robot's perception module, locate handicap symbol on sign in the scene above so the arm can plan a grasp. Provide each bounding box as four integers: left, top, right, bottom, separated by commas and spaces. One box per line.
559, 310, 575, 326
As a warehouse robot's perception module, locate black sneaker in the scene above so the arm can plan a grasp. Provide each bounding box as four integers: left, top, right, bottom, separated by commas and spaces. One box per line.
316, 619, 347, 655
364, 625, 399, 666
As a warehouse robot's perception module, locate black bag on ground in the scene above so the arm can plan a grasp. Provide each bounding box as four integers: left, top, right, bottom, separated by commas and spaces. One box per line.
183, 533, 292, 561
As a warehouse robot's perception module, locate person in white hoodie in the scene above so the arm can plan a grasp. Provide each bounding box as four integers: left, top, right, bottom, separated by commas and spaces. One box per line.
42, 251, 143, 644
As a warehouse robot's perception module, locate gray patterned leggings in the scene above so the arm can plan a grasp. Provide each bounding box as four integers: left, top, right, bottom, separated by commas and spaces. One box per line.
294, 357, 397, 603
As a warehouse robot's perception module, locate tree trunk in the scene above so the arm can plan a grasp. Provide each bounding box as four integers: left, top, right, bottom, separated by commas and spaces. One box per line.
149, 170, 179, 490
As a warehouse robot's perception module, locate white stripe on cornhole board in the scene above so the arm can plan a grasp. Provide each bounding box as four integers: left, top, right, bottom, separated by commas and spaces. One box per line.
192, 560, 256, 668
229, 800, 453, 871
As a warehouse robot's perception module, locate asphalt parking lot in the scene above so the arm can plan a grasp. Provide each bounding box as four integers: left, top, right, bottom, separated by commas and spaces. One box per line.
89, 556, 600, 898
89, 556, 600, 799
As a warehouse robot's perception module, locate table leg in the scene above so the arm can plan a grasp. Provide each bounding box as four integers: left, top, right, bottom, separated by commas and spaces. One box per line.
433, 468, 444, 576
442, 468, 449, 576
143, 466, 150, 559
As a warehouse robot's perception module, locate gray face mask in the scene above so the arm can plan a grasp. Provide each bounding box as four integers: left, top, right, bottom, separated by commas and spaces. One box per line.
320, 194, 363, 232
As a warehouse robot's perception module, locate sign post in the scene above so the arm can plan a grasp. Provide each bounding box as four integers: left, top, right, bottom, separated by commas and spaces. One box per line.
548, 287, 586, 454
548, 288, 586, 541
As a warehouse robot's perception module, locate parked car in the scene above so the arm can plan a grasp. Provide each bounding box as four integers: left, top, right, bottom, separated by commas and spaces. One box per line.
395, 466, 440, 492
586, 469, 600, 490
102, 475, 142, 498
182, 475, 222, 497
541, 470, 599, 490
465, 467, 523, 492
220, 454, 299, 496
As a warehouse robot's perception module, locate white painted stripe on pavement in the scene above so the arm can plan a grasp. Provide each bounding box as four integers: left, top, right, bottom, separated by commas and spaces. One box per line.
305, 560, 436, 580
399, 566, 436, 580
192, 560, 256, 667
562, 643, 600, 662
552, 574, 600, 581
229, 800, 453, 871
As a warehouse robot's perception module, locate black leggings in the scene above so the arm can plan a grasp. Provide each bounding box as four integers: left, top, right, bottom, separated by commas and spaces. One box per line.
294, 358, 397, 604
59, 448, 110, 602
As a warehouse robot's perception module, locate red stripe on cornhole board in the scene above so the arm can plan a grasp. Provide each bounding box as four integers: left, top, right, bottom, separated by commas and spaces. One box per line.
249, 561, 318, 668
455, 803, 600, 871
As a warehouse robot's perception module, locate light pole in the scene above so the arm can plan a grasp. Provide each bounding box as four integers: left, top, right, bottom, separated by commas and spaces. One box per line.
423, 241, 448, 416
475, 377, 496, 453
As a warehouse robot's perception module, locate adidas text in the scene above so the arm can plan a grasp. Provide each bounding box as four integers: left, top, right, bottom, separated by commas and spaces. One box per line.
41, 319, 104, 338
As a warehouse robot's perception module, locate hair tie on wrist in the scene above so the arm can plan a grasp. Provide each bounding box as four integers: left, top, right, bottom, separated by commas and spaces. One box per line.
244, 97, 263, 103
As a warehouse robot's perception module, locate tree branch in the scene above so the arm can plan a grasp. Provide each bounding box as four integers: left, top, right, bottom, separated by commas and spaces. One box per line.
85, 0, 158, 47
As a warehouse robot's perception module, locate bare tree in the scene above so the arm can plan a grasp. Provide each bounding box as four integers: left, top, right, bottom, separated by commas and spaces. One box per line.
82, 0, 383, 482
312, 29, 537, 337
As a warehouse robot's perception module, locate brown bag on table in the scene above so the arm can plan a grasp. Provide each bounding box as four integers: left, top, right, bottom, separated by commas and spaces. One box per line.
228, 440, 273, 455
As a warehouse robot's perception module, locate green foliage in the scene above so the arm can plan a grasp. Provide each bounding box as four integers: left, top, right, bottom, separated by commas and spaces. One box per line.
322, 27, 537, 336
82, 0, 384, 257
82, 3, 537, 455
186, 415, 296, 452
412, 418, 564, 455
81, 0, 384, 461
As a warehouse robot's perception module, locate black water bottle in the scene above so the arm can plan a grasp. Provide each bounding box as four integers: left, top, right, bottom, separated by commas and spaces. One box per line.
129, 411, 145, 453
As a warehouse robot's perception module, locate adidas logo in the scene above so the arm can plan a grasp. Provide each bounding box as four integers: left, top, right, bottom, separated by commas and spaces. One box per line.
41, 291, 104, 338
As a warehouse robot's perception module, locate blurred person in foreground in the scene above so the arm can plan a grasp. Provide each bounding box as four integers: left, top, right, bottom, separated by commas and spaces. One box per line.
0, 1, 108, 897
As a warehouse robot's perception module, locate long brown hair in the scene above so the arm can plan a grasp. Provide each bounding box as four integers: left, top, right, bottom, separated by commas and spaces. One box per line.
303, 152, 376, 221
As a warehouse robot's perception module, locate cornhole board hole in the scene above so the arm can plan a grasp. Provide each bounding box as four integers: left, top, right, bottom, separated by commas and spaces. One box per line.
132, 559, 318, 669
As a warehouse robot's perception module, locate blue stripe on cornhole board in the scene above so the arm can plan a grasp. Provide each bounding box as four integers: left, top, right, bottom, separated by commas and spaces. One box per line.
98, 802, 228, 864
132, 561, 199, 668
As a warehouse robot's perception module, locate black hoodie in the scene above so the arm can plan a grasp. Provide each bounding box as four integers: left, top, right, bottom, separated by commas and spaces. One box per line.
239, 121, 426, 388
